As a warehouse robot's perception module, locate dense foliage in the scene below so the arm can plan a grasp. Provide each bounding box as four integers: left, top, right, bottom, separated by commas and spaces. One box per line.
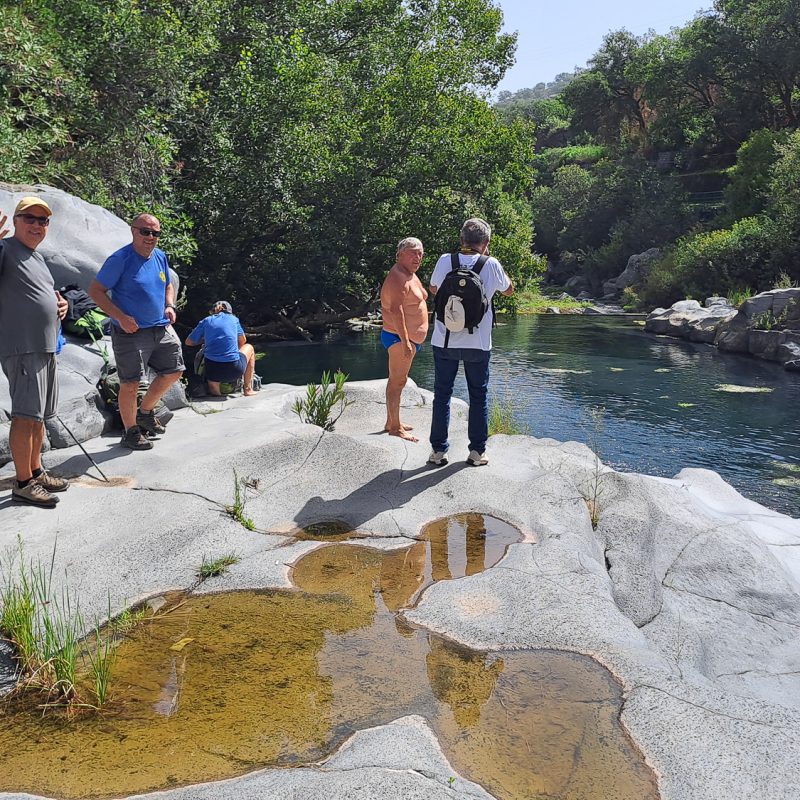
1, 0, 538, 327
3, 0, 798, 325
500, 0, 799, 305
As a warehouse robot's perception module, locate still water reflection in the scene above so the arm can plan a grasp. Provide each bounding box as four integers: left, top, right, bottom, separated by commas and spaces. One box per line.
0, 516, 657, 799
259, 316, 800, 516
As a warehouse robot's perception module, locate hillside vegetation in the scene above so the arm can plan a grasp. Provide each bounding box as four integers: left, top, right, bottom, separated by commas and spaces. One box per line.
2, 0, 798, 327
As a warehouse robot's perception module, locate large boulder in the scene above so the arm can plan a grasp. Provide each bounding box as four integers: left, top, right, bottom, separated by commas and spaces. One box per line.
0, 334, 188, 465
645, 299, 736, 342
602, 248, 662, 296
0, 183, 180, 296
715, 288, 800, 365
1, 183, 129, 289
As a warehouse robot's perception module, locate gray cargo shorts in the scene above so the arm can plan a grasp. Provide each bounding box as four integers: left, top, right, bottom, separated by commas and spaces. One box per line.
0, 352, 58, 422
112, 325, 185, 384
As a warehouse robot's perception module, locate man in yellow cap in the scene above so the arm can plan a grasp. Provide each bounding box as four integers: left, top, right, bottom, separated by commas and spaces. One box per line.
0, 197, 69, 508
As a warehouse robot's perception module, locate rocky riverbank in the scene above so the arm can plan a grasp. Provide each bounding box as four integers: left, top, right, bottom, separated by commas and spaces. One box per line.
1, 381, 798, 800
645, 289, 800, 371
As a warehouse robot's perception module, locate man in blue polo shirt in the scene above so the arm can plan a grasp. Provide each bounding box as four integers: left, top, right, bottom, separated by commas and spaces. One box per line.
89, 213, 185, 450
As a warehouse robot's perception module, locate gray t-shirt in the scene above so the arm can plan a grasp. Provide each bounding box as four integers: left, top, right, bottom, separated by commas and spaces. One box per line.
0, 236, 58, 356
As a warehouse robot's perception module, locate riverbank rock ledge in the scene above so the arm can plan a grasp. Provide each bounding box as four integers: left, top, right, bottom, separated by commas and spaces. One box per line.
1, 380, 798, 800
646, 289, 800, 370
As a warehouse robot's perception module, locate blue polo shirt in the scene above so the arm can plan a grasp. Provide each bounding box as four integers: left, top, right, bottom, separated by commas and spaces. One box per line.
96, 244, 171, 328
188, 312, 244, 362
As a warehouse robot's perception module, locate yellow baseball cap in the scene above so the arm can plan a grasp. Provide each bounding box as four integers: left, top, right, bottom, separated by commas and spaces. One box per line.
14, 196, 52, 217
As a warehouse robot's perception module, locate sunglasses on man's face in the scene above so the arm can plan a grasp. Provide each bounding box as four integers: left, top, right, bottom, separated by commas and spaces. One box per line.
15, 213, 50, 226
134, 227, 161, 238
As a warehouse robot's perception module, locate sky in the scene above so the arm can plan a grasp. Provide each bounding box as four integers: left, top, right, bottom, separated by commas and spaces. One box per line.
496, 0, 712, 94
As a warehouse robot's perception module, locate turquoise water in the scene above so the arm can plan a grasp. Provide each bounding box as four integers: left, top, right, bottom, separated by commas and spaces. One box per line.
257, 316, 800, 517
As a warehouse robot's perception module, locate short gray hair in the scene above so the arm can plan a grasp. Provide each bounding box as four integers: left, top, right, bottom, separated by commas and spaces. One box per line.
396, 236, 423, 255
460, 218, 491, 247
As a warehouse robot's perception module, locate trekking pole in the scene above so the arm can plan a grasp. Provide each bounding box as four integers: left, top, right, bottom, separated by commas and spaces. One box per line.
55, 415, 110, 483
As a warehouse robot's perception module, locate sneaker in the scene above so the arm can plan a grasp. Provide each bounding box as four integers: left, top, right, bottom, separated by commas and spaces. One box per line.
12, 481, 59, 508
136, 408, 166, 436
34, 471, 70, 493
121, 426, 154, 451
428, 450, 448, 466
467, 450, 488, 466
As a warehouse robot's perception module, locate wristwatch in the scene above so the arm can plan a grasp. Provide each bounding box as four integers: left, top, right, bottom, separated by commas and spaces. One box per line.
165, 303, 177, 312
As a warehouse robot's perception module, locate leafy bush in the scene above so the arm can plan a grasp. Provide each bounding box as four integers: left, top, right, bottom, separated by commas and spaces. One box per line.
292, 370, 353, 432
723, 129, 787, 223
641, 216, 777, 306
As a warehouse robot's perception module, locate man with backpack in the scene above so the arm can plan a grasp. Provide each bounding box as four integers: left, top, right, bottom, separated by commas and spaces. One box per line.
428, 218, 513, 467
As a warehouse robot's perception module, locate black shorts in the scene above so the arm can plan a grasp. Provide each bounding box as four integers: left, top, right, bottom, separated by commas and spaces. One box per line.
205, 353, 247, 382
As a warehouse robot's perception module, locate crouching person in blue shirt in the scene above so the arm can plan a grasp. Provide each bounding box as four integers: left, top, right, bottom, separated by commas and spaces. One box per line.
185, 301, 256, 396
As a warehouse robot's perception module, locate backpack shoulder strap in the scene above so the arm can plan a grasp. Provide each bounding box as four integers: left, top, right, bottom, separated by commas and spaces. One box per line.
473, 254, 489, 275
450, 252, 460, 272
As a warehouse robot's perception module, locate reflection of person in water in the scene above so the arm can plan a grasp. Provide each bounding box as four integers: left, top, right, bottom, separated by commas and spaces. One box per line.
464, 514, 487, 576
429, 515, 488, 582
379, 541, 427, 613
426, 635, 504, 729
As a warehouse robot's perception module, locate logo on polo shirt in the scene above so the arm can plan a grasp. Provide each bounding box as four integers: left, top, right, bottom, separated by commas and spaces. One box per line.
159, 270, 166, 282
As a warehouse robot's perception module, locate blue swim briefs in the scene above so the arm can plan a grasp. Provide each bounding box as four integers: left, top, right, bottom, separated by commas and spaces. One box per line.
381, 329, 422, 353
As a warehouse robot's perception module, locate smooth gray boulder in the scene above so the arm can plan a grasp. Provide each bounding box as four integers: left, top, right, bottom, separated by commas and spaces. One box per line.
645, 290, 800, 369
715, 289, 800, 367
602, 247, 662, 296
645, 299, 736, 342
0, 183, 181, 296
1, 183, 129, 289
0, 335, 187, 465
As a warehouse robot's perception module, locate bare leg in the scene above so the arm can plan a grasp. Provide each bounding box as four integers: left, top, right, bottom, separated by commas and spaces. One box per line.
240, 344, 257, 396
30, 420, 45, 473
140, 371, 183, 413
118, 381, 139, 430
384, 343, 418, 442
9, 416, 41, 482
206, 380, 223, 396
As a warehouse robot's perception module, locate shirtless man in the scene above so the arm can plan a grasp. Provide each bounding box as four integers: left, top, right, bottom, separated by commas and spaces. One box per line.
379, 237, 428, 442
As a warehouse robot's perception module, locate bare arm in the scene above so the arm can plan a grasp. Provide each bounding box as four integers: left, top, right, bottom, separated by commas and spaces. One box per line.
88, 278, 139, 334
165, 281, 176, 324
238, 333, 246, 347
501, 278, 514, 297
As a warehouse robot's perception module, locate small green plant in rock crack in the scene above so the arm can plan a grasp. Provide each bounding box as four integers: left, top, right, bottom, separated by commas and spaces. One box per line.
292, 369, 354, 431
225, 468, 256, 531
198, 553, 241, 581
488, 393, 528, 436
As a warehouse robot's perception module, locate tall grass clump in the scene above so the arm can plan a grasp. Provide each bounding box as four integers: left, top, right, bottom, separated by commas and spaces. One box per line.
292, 369, 353, 432
0, 541, 123, 711
488, 395, 529, 436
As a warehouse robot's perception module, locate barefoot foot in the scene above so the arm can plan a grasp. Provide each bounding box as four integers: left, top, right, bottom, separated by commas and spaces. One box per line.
387, 428, 419, 442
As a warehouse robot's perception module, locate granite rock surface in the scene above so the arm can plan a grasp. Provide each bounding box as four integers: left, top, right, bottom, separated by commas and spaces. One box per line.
1, 381, 798, 800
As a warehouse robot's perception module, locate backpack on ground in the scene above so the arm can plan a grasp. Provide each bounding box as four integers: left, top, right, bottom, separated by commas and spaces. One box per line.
59, 285, 109, 340
97, 364, 173, 430
434, 252, 491, 347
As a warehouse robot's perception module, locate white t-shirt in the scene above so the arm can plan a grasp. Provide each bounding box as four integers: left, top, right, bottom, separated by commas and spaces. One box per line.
429, 252, 510, 351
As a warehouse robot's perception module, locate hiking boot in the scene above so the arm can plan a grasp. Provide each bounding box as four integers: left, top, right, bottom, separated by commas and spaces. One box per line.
136, 408, 166, 436
12, 481, 59, 508
34, 471, 70, 493
467, 450, 488, 467
121, 425, 154, 450
428, 450, 448, 467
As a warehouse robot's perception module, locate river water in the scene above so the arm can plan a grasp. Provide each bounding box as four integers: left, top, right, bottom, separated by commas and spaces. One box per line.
258, 316, 800, 517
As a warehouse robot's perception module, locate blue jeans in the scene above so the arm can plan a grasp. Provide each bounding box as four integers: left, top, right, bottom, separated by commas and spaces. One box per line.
430, 346, 491, 455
